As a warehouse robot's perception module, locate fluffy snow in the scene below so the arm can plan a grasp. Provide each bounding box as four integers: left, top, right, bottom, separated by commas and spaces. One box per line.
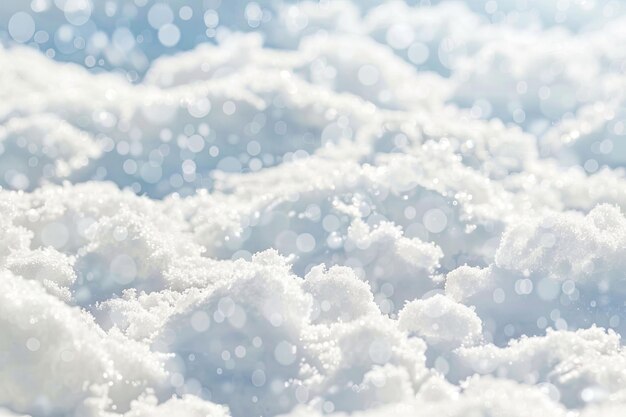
0, 0, 625, 416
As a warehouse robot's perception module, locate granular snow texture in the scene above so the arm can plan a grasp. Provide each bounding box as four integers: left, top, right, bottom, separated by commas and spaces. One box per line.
0, 1, 625, 416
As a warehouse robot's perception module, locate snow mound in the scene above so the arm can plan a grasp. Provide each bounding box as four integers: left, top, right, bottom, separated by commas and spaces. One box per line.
1, 1, 626, 416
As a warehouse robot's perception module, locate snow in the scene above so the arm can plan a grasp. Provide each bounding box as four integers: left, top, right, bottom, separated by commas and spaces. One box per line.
0, 0, 625, 416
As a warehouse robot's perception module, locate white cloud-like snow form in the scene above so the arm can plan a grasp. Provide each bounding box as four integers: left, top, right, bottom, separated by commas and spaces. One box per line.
0, 1, 625, 416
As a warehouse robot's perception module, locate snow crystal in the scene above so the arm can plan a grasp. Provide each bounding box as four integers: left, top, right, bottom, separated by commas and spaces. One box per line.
0, 1, 625, 416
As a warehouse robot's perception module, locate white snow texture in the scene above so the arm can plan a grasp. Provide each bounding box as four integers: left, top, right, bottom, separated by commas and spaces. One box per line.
0, 1, 625, 416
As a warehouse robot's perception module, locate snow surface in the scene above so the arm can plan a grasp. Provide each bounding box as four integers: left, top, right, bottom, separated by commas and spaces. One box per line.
0, 0, 625, 416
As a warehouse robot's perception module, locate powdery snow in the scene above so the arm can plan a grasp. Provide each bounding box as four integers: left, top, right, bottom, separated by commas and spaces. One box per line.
0, 1, 625, 416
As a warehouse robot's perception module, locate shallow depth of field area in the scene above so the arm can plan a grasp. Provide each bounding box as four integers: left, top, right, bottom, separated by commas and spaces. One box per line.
1, 1, 626, 416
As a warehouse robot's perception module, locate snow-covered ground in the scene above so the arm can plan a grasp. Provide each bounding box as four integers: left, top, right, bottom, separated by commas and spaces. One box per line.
1, 1, 625, 416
